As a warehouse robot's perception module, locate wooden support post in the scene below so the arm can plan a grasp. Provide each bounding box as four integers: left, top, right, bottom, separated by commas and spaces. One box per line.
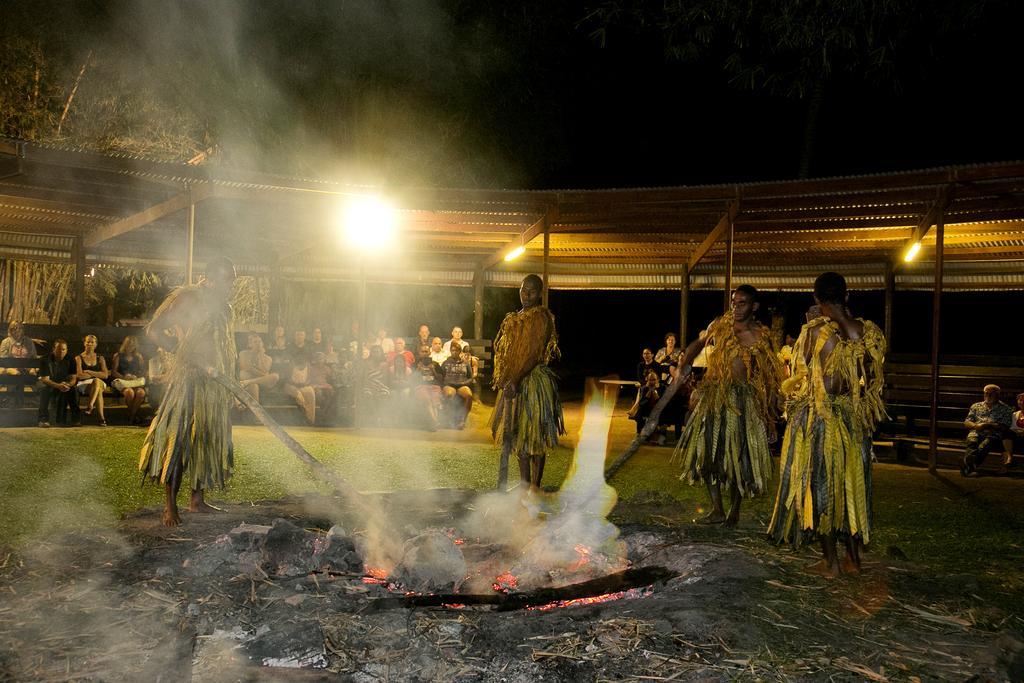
722, 215, 734, 311
185, 187, 196, 285
883, 260, 895, 347
542, 225, 550, 308
473, 267, 484, 340
267, 259, 282, 329
71, 234, 86, 325
680, 265, 690, 344
928, 208, 945, 473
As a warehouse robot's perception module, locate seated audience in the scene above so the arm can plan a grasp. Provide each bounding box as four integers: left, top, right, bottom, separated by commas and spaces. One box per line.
659, 364, 692, 444
412, 343, 444, 430
37, 338, 79, 427
111, 335, 147, 425
1, 321, 37, 372
387, 338, 414, 393
359, 345, 391, 425
309, 327, 333, 356
76, 334, 109, 426
441, 341, 474, 428
654, 332, 681, 382
239, 333, 280, 404
283, 357, 318, 425
147, 346, 172, 410
628, 370, 660, 436
416, 324, 431, 350
290, 329, 311, 366
267, 325, 289, 359
961, 384, 1014, 477
442, 326, 465, 355
375, 328, 395, 354
430, 337, 449, 364
1008, 392, 1024, 465
636, 348, 663, 384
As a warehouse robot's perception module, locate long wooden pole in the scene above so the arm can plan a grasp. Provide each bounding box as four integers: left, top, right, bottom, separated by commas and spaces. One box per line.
473, 266, 484, 340
723, 216, 734, 311
72, 234, 85, 325
679, 265, 690, 344
928, 209, 945, 473
883, 260, 895, 346
185, 186, 196, 285
542, 223, 550, 308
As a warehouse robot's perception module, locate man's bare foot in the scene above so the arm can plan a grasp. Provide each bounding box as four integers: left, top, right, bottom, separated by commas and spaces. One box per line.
189, 491, 223, 514
840, 555, 861, 575
805, 559, 840, 578
695, 510, 726, 524
162, 506, 181, 527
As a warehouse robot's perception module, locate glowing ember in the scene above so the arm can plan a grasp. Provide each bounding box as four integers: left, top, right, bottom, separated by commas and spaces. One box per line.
453, 538, 465, 545
362, 566, 391, 585
567, 544, 592, 571
492, 571, 519, 593
442, 603, 466, 609
526, 585, 653, 612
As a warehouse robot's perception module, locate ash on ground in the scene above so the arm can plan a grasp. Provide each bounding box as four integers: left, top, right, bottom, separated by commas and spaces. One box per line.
0, 490, 1020, 681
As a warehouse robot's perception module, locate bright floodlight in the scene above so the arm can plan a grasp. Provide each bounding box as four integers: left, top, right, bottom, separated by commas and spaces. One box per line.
340, 196, 397, 250
504, 245, 526, 262
903, 241, 921, 262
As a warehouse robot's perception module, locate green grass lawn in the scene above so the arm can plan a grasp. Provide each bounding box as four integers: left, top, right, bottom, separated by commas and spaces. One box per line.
3, 402, 1024, 610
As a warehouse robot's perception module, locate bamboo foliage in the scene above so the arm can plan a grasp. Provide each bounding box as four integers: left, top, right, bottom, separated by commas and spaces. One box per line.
0, 259, 73, 324
231, 276, 269, 326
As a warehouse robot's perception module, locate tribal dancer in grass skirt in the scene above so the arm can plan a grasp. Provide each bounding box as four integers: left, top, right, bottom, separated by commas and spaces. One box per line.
139, 257, 237, 527
490, 274, 565, 493
672, 285, 783, 526
769, 271, 886, 577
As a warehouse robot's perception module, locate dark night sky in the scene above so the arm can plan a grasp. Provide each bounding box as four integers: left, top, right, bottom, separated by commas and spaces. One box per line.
4, 0, 1023, 188
4, 1, 1022, 377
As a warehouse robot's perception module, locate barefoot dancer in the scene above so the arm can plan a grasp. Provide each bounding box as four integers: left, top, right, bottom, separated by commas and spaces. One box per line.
672, 285, 782, 527
491, 274, 565, 492
768, 272, 886, 577
139, 257, 237, 527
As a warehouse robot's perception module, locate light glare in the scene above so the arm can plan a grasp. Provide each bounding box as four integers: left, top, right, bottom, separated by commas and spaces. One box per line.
903, 241, 921, 262
504, 245, 526, 261
340, 196, 397, 250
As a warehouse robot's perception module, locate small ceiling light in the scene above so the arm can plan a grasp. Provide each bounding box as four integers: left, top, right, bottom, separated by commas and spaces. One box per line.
903, 241, 921, 262
504, 245, 526, 262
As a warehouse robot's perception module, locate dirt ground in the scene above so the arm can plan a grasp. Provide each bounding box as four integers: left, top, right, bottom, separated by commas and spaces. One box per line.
1, 489, 1022, 682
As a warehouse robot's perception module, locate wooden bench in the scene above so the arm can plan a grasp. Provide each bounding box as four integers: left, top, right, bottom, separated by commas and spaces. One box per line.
0, 357, 40, 410
879, 355, 1024, 463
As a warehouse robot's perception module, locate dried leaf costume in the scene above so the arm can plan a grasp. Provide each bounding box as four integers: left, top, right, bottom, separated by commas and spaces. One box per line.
768, 317, 886, 546
672, 315, 783, 496
139, 285, 236, 492
490, 306, 565, 455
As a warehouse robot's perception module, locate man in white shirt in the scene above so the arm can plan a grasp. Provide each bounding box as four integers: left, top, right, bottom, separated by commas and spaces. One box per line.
443, 326, 465, 355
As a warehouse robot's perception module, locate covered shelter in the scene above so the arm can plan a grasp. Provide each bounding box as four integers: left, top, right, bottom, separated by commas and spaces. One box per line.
3, 137, 1024, 465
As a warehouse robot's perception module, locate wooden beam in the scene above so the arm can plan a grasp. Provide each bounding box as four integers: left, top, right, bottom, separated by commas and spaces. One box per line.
883, 260, 895, 345
479, 207, 554, 269
723, 216, 734, 311
542, 226, 549, 307
680, 265, 690, 344
84, 183, 212, 247
473, 266, 484, 340
928, 205, 945, 473
688, 201, 739, 272
897, 185, 953, 261
71, 235, 85, 325
185, 195, 196, 285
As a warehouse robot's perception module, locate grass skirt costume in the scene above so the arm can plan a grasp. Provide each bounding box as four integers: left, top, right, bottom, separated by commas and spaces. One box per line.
139, 285, 236, 493
673, 315, 782, 496
768, 317, 886, 546
490, 306, 565, 456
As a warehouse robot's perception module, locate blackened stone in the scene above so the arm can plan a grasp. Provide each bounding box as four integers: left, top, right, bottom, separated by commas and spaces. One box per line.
394, 530, 467, 593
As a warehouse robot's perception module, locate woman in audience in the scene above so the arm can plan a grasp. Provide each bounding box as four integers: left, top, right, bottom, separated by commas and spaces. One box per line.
654, 333, 681, 382
75, 334, 109, 426
239, 333, 280, 403
629, 370, 661, 436
0, 321, 37, 373
441, 341, 475, 429
412, 343, 444, 430
111, 335, 147, 425
443, 326, 465, 355
636, 348, 662, 384
375, 328, 395, 354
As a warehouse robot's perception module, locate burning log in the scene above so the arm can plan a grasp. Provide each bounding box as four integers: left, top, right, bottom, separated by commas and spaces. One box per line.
363, 566, 675, 612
